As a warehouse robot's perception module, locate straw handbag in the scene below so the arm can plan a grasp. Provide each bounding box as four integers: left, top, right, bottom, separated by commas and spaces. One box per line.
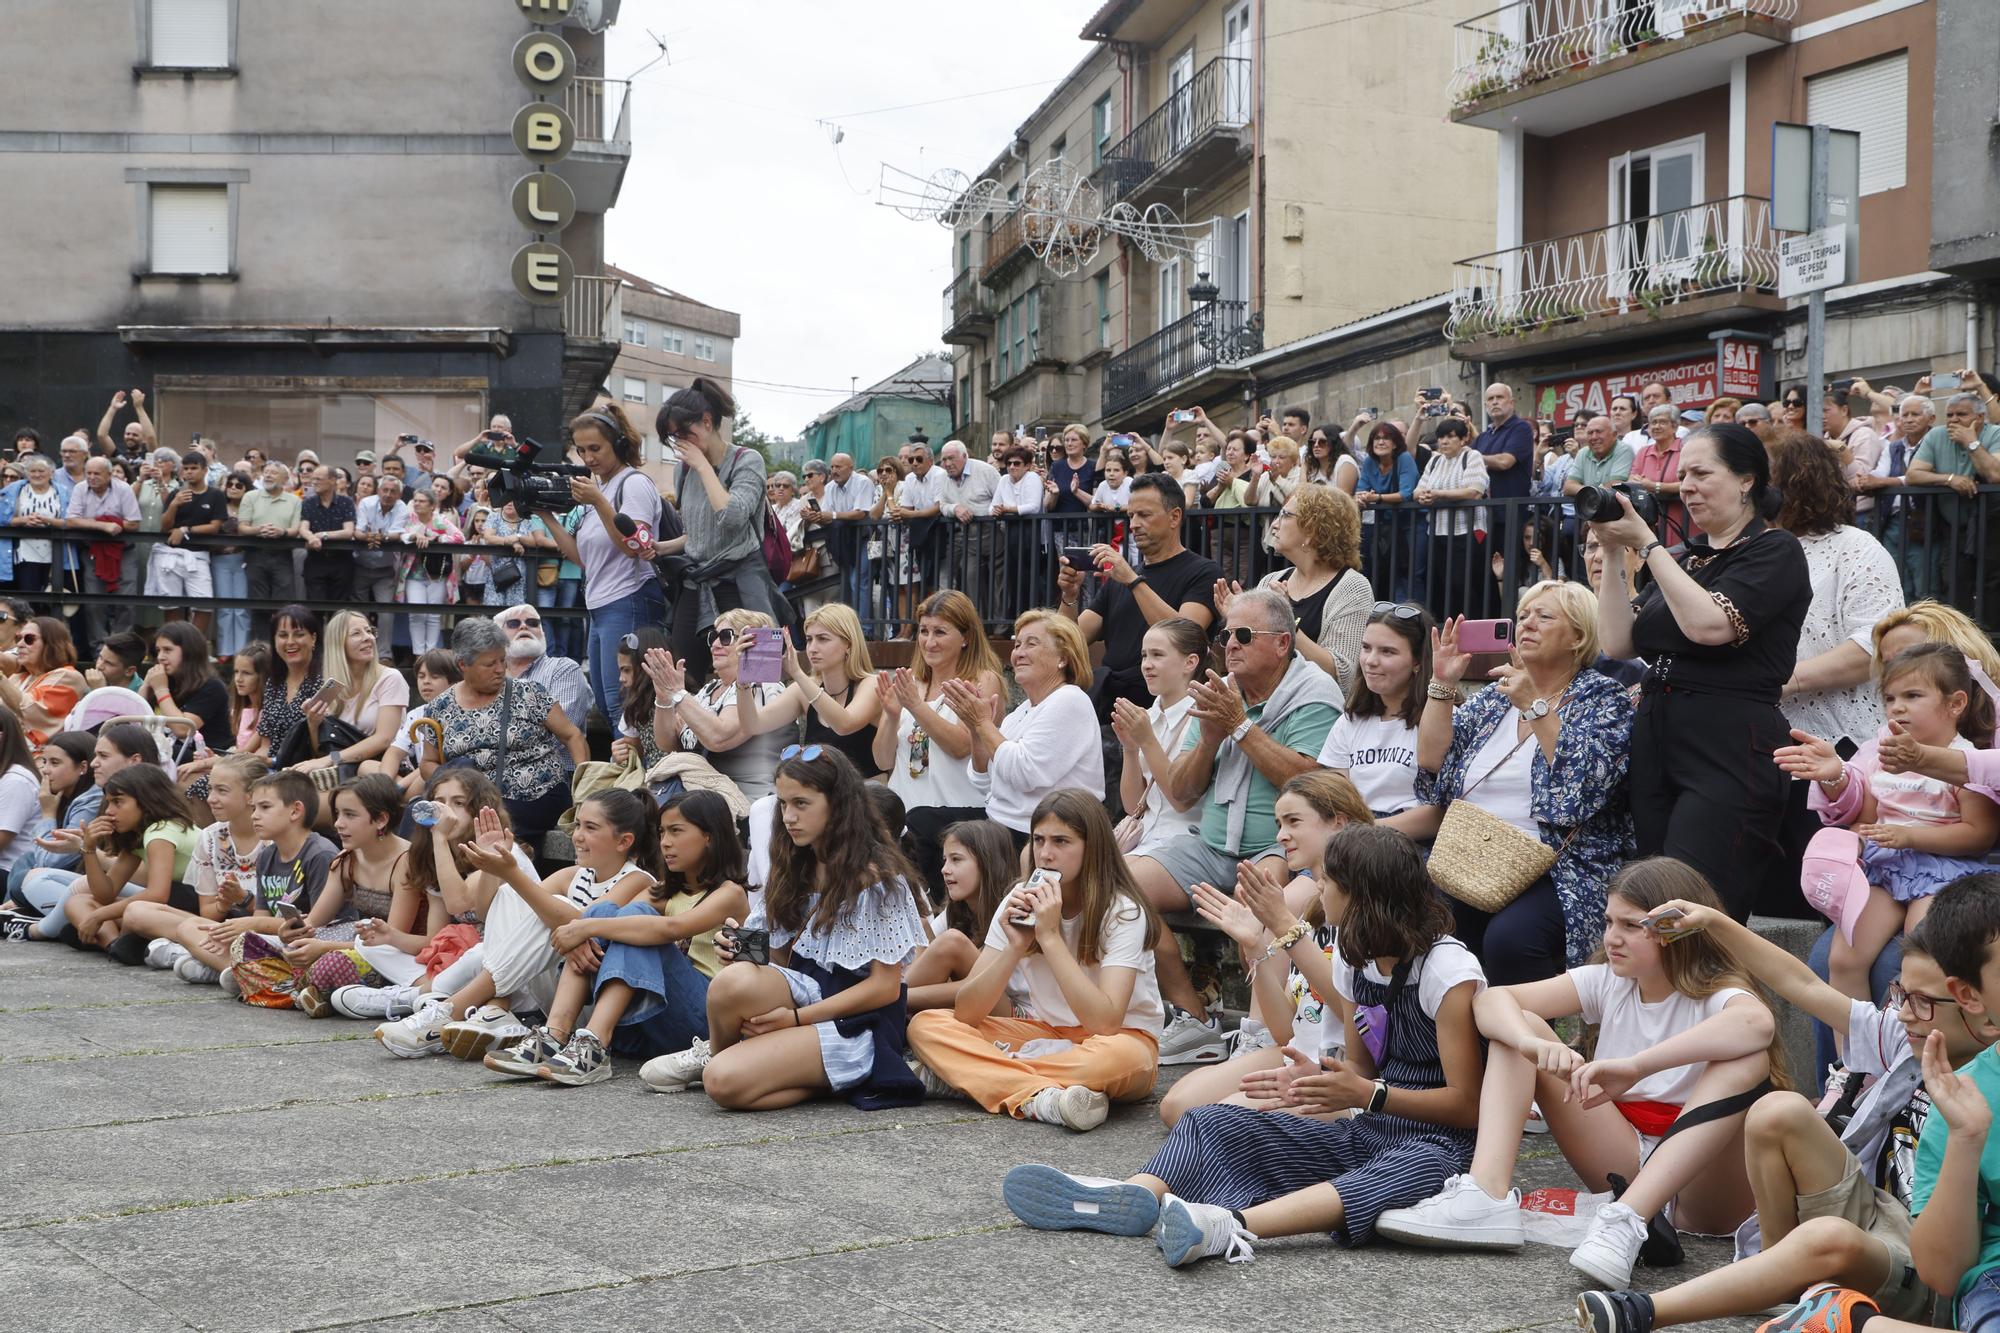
1428, 727, 1574, 913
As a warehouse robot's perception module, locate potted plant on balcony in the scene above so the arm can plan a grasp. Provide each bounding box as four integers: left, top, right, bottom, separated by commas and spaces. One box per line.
1628, 27, 1662, 49
1563, 40, 1591, 69
1682, 10, 1713, 33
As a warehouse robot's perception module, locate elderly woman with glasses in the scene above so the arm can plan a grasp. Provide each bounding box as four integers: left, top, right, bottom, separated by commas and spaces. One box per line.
641, 607, 790, 805
1630, 403, 1691, 546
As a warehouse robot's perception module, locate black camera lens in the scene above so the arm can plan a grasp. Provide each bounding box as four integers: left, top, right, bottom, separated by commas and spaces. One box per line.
1575, 484, 1660, 529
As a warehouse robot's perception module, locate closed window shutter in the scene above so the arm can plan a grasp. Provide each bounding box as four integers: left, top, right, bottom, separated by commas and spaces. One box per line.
150, 186, 229, 274
151, 0, 230, 68
1805, 51, 1909, 196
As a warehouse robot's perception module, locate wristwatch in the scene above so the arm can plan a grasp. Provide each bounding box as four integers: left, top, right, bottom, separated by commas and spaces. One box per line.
667, 689, 688, 709
1637, 539, 1662, 562
1519, 698, 1550, 723
1229, 718, 1254, 745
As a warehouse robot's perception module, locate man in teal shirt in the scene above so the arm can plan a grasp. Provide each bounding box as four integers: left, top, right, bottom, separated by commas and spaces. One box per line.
1563, 414, 1634, 495
1906, 391, 2000, 623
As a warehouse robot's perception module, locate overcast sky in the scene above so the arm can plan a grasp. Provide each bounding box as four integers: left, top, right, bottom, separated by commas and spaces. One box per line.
605, 2, 1094, 439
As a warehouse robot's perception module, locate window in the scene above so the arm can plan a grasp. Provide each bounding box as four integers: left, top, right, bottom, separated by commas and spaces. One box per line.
1092, 94, 1113, 166
148, 0, 232, 69
621, 377, 648, 403
1095, 272, 1111, 350
693, 336, 716, 361
997, 305, 1012, 382
149, 185, 230, 275
660, 326, 685, 355
623, 318, 648, 347
958, 232, 971, 274
959, 374, 972, 420
1022, 289, 1039, 361
1048, 136, 1066, 164
1159, 258, 1184, 331
1806, 52, 1910, 196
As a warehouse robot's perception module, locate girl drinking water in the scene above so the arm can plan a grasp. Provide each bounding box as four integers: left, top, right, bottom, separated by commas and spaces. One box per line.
485, 789, 747, 1085
904, 818, 1018, 1011
1375, 857, 1786, 1291
123, 752, 268, 984
1002, 824, 1485, 1267
642, 747, 926, 1109
1162, 770, 1374, 1128
906, 789, 1163, 1130
1779, 642, 2000, 1001
1108, 618, 1205, 859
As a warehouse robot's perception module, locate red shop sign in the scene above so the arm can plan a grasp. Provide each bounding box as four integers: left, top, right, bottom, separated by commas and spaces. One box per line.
1535, 339, 1765, 427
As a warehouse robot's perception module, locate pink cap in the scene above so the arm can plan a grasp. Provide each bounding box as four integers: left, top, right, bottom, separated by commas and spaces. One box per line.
1801, 828, 1869, 945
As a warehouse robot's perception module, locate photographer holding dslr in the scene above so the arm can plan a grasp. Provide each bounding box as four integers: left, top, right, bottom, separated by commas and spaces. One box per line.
1589, 422, 1811, 920
530, 403, 667, 721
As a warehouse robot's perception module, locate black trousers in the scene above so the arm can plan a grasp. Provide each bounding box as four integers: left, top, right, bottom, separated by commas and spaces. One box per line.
1448, 874, 1566, 987
1630, 686, 1792, 920
905, 803, 986, 900
250, 554, 302, 642
670, 578, 746, 692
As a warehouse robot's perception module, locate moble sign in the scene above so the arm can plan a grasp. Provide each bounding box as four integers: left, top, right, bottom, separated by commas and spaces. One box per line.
510, 8, 576, 305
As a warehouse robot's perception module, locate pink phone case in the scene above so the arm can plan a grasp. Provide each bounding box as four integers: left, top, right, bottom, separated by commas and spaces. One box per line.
1458, 620, 1513, 654
738, 629, 784, 685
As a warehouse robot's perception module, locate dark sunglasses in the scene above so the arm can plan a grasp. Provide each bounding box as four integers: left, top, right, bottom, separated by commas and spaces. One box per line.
17, 633, 40, 644
779, 743, 824, 762
705, 627, 742, 647
500, 616, 541, 631
1215, 626, 1290, 646
1371, 602, 1422, 621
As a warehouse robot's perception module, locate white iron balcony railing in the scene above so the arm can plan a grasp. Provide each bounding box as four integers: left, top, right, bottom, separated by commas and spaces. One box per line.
562, 77, 632, 147
562, 275, 623, 342
1451, 0, 1798, 105
1445, 195, 1779, 343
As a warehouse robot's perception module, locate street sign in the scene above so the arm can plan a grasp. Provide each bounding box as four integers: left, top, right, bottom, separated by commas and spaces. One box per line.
1779, 226, 1847, 299
1772, 123, 1859, 232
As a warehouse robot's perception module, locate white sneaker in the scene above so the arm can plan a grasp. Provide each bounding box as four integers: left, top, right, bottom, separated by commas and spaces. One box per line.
174, 955, 221, 986
1374, 1174, 1525, 1250
439, 1004, 528, 1061
908, 1057, 964, 1101
1229, 1019, 1276, 1056
1002, 1164, 1160, 1236
1524, 1101, 1552, 1135
145, 939, 190, 970
1021, 1085, 1110, 1132
639, 1037, 711, 1092
1569, 1201, 1649, 1288
1155, 1195, 1256, 1267
1157, 1006, 1228, 1066
330, 984, 419, 1021
375, 996, 451, 1059
219, 968, 240, 998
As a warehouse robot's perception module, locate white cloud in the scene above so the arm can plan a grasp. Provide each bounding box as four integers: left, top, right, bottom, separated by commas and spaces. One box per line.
605, 1, 1093, 437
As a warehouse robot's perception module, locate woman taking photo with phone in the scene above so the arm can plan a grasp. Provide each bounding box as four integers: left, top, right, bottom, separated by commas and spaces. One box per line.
1591, 422, 1812, 920
641, 608, 789, 805
537, 402, 666, 720
734, 604, 884, 779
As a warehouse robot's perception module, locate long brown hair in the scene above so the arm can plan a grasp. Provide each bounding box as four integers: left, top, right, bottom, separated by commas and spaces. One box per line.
1323, 825, 1453, 968
939, 818, 1018, 940
766, 748, 920, 939
912, 589, 1002, 688
1595, 858, 1793, 1091
1028, 788, 1158, 966
1344, 605, 1432, 727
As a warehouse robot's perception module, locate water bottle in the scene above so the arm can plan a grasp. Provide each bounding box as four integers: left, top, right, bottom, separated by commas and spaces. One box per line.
410, 800, 442, 828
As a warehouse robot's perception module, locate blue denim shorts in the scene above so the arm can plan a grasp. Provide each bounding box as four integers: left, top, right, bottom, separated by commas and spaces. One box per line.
1962, 1268, 2000, 1333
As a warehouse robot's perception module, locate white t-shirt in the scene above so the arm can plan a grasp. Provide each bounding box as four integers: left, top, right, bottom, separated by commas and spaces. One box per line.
968, 684, 1105, 833
984, 896, 1164, 1038
1317, 714, 1421, 815
1461, 719, 1538, 834
1284, 921, 1343, 1064
0, 763, 40, 872
1131, 695, 1200, 856
1570, 963, 1755, 1105
1331, 934, 1485, 1026
886, 695, 985, 811
1091, 478, 1132, 509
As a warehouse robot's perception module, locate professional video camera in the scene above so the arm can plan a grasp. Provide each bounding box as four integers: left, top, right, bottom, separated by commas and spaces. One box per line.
466, 434, 588, 511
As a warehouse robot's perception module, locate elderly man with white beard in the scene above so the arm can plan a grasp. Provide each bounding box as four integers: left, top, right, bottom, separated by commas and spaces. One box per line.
498, 602, 592, 733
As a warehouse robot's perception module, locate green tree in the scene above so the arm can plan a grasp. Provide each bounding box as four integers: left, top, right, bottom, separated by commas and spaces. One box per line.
731, 413, 775, 465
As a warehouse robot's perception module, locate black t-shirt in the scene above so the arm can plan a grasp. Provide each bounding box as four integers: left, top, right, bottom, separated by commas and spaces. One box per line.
1629, 520, 1809, 703
175, 675, 232, 751
1048, 457, 1097, 515
169, 487, 229, 533
1087, 546, 1223, 717
1291, 575, 1339, 645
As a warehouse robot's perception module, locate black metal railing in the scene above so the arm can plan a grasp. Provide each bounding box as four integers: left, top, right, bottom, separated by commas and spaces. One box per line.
804, 487, 2000, 643
1102, 300, 1251, 418
942, 269, 992, 338
1098, 56, 1253, 202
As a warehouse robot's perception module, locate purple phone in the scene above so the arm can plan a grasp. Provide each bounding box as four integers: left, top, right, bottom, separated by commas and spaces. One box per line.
738, 628, 785, 685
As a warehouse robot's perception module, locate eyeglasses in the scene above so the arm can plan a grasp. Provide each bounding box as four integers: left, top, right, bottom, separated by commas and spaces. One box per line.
1886, 981, 1958, 1021
1216, 626, 1291, 646
705, 627, 741, 647
499, 617, 541, 631
779, 744, 824, 762
1371, 602, 1422, 621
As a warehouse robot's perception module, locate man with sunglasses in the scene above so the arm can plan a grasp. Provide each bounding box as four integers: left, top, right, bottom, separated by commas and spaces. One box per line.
497, 602, 590, 730
1125, 587, 1344, 1064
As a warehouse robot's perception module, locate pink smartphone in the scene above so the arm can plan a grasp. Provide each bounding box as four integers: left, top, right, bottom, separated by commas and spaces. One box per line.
1458, 619, 1513, 653
737, 628, 785, 685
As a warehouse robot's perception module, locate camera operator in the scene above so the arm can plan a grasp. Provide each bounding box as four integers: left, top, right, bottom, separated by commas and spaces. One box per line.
535, 402, 665, 720
658, 378, 787, 687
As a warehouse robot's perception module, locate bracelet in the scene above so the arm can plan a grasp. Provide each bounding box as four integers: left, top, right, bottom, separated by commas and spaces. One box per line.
1367, 1079, 1389, 1114
1425, 678, 1458, 703
1247, 920, 1310, 980
653, 701, 676, 711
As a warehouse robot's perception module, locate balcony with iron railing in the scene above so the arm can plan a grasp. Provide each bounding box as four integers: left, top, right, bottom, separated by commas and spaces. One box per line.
1096, 56, 1253, 207
1450, 0, 1793, 135
1102, 297, 1258, 420
981, 209, 1032, 287
561, 274, 624, 343
942, 270, 995, 344
1445, 195, 1783, 356
553, 77, 634, 211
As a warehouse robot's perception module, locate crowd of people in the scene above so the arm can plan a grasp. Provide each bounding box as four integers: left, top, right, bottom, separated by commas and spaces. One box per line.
9, 372, 2000, 1331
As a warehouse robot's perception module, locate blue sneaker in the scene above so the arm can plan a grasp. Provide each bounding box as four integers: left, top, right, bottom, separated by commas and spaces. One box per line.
1002, 1164, 1160, 1236
1156, 1194, 1256, 1267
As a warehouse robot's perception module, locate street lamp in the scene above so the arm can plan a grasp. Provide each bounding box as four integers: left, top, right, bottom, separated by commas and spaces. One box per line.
1188, 270, 1261, 360
1188, 271, 1221, 351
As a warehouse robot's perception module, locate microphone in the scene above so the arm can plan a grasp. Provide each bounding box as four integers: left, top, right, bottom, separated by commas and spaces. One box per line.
613, 514, 652, 554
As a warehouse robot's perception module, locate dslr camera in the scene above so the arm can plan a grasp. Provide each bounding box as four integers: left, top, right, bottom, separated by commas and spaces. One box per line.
1573, 482, 1659, 529
467, 435, 588, 511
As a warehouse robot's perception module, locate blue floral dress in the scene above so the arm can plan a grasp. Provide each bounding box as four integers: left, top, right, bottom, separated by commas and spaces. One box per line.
1414, 669, 1635, 966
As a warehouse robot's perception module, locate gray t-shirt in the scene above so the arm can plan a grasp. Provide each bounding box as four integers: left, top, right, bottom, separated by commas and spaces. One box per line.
575, 467, 663, 609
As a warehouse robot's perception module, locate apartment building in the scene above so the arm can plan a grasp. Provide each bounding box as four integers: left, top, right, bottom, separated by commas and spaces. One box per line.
945, 0, 1496, 439
1442, 0, 1990, 424
606, 264, 741, 448
0, 0, 634, 465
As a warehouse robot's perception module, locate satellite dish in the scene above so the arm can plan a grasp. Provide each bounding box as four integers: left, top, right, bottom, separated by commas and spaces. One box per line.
565, 0, 611, 33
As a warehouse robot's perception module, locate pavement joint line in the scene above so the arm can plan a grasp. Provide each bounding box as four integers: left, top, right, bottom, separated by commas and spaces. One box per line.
2, 1031, 371, 1064
276, 1221, 1018, 1333
3, 1113, 993, 1232
0, 995, 217, 1013
0, 1081, 509, 1139
42, 1229, 202, 1332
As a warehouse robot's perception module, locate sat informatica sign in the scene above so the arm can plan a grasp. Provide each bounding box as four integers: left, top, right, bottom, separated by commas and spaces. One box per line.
1538, 338, 1765, 427
510, 0, 577, 306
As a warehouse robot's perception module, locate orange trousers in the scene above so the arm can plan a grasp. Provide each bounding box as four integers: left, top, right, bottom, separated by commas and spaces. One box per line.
905, 1011, 1159, 1117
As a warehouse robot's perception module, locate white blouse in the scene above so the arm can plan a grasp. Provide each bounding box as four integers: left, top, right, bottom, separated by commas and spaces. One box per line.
885, 693, 985, 811
749, 879, 928, 972
1781, 525, 1904, 749
1416, 449, 1489, 537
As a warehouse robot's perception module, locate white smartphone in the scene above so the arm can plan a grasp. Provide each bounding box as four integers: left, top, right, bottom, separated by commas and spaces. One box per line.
1010, 868, 1062, 927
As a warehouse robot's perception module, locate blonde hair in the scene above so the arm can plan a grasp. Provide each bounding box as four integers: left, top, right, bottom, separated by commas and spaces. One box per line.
713, 607, 775, 635
1013, 609, 1092, 686
321, 610, 385, 723
801, 604, 875, 683
1270, 436, 1301, 465
1289, 482, 1362, 573
1873, 601, 2000, 684
1517, 579, 1600, 672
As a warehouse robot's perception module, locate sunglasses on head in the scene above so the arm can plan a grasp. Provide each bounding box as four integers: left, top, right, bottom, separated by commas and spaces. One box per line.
779, 743, 824, 762
618, 632, 649, 650
1215, 625, 1290, 645
1371, 602, 1422, 621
